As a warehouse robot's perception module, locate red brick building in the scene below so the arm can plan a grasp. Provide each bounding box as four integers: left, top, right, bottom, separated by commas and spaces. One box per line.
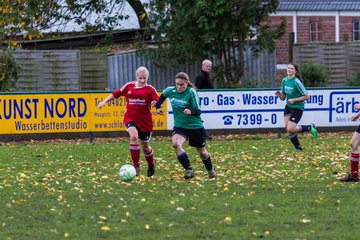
270, 0, 360, 70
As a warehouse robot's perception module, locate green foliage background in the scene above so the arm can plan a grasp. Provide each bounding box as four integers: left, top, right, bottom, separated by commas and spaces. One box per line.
0, 48, 20, 92
347, 72, 360, 86
300, 61, 328, 87
145, 0, 286, 88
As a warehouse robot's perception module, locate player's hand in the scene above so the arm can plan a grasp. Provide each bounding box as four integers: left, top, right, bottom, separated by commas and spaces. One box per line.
355, 104, 360, 110
183, 109, 191, 115
151, 101, 157, 107
156, 108, 164, 115
288, 99, 295, 104
352, 113, 360, 121
275, 90, 281, 97
97, 102, 105, 109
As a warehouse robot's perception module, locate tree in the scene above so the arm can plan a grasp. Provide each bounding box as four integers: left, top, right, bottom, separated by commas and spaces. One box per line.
0, 0, 47, 43
0, 0, 147, 91
0, 0, 147, 44
144, 0, 286, 88
42, 0, 148, 32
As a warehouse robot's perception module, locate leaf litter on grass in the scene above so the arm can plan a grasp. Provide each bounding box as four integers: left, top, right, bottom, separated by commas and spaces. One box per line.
0, 132, 359, 239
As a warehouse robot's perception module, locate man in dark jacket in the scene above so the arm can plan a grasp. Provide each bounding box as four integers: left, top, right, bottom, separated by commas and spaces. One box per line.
195, 59, 214, 89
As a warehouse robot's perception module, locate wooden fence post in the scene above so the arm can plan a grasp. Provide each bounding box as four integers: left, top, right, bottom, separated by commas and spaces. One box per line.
289, 32, 295, 62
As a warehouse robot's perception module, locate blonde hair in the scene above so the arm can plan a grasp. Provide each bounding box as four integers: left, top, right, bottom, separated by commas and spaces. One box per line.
136, 66, 149, 77
175, 72, 196, 89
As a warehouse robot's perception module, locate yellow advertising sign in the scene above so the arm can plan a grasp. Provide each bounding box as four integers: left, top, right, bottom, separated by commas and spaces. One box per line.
0, 92, 167, 134
92, 93, 166, 132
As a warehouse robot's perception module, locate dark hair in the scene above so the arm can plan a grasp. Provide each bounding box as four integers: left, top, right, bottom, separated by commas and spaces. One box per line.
175, 72, 196, 88
288, 63, 304, 82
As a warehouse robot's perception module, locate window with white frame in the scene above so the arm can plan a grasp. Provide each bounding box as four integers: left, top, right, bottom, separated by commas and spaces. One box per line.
353, 21, 360, 41
309, 22, 319, 42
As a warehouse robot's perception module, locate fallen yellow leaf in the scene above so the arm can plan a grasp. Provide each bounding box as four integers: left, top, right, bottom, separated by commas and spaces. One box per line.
101, 226, 110, 231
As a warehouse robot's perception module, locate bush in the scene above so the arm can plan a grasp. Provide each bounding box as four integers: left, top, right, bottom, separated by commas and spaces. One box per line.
299, 61, 328, 87
346, 72, 360, 86
0, 47, 20, 91
241, 78, 258, 88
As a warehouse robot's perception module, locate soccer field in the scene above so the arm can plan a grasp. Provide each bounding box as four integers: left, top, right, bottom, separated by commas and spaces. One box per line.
0, 132, 359, 239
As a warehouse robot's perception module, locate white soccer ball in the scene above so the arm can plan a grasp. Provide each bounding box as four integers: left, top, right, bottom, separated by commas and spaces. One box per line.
119, 164, 136, 182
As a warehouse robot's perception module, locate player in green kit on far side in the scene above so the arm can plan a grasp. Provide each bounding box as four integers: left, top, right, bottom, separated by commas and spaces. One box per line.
155, 72, 217, 179
275, 63, 318, 152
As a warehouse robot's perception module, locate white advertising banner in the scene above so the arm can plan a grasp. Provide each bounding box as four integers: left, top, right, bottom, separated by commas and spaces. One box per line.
166, 88, 360, 129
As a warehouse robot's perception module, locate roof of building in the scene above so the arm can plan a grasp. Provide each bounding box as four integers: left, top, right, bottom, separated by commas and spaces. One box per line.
278, 0, 360, 11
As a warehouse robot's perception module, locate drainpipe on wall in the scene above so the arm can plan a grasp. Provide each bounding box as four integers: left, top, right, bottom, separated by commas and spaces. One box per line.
289, 32, 295, 63
336, 11, 340, 42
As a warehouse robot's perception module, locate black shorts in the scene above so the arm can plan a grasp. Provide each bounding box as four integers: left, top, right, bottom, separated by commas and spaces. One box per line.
172, 127, 207, 148
284, 105, 303, 124
126, 122, 152, 142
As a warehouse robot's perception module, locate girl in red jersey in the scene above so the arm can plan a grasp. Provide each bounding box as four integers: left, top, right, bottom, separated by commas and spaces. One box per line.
339, 104, 360, 182
98, 66, 159, 177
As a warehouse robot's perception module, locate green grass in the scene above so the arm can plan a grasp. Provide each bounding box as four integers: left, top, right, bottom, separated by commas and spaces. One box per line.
1, 132, 360, 239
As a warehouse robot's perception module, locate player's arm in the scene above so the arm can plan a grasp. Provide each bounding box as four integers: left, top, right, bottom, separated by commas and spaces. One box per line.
155, 94, 167, 114
184, 90, 202, 115
275, 78, 286, 101
150, 89, 160, 107
184, 108, 201, 116
191, 109, 201, 115
288, 93, 309, 104
288, 80, 309, 104
275, 90, 286, 101
352, 112, 360, 121
98, 93, 115, 108
351, 104, 360, 121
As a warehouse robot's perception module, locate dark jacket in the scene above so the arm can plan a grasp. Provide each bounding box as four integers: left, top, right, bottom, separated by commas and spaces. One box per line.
195, 71, 214, 89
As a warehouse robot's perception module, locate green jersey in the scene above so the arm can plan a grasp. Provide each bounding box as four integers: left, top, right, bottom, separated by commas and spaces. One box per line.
162, 86, 203, 129
280, 76, 307, 110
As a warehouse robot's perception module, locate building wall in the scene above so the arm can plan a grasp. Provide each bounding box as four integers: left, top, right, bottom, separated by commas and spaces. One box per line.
320, 17, 336, 42
271, 14, 360, 66
272, 16, 293, 65
296, 16, 336, 42
340, 16, 360, 41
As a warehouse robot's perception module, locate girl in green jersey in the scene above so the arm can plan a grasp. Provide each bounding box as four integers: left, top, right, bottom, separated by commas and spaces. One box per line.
275, 63, 317, 152
155, 72, 217, 179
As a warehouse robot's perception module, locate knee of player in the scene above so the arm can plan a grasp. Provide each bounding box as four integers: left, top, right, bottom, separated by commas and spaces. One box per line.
142, 145, 151, 153
199, 152, 209, 159
129, 135, 139, 143
198, 148, 208, 158
286, 126, 296, 133
350, 142, 358, 150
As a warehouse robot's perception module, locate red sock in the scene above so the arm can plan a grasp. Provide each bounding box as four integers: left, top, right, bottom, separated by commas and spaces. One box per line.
144, 148, 154, 167
350, 153, 359, 176
130, 144, 140, 168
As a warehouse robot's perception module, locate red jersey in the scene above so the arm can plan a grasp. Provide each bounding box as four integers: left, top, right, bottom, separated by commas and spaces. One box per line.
112, 81, 159, 132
